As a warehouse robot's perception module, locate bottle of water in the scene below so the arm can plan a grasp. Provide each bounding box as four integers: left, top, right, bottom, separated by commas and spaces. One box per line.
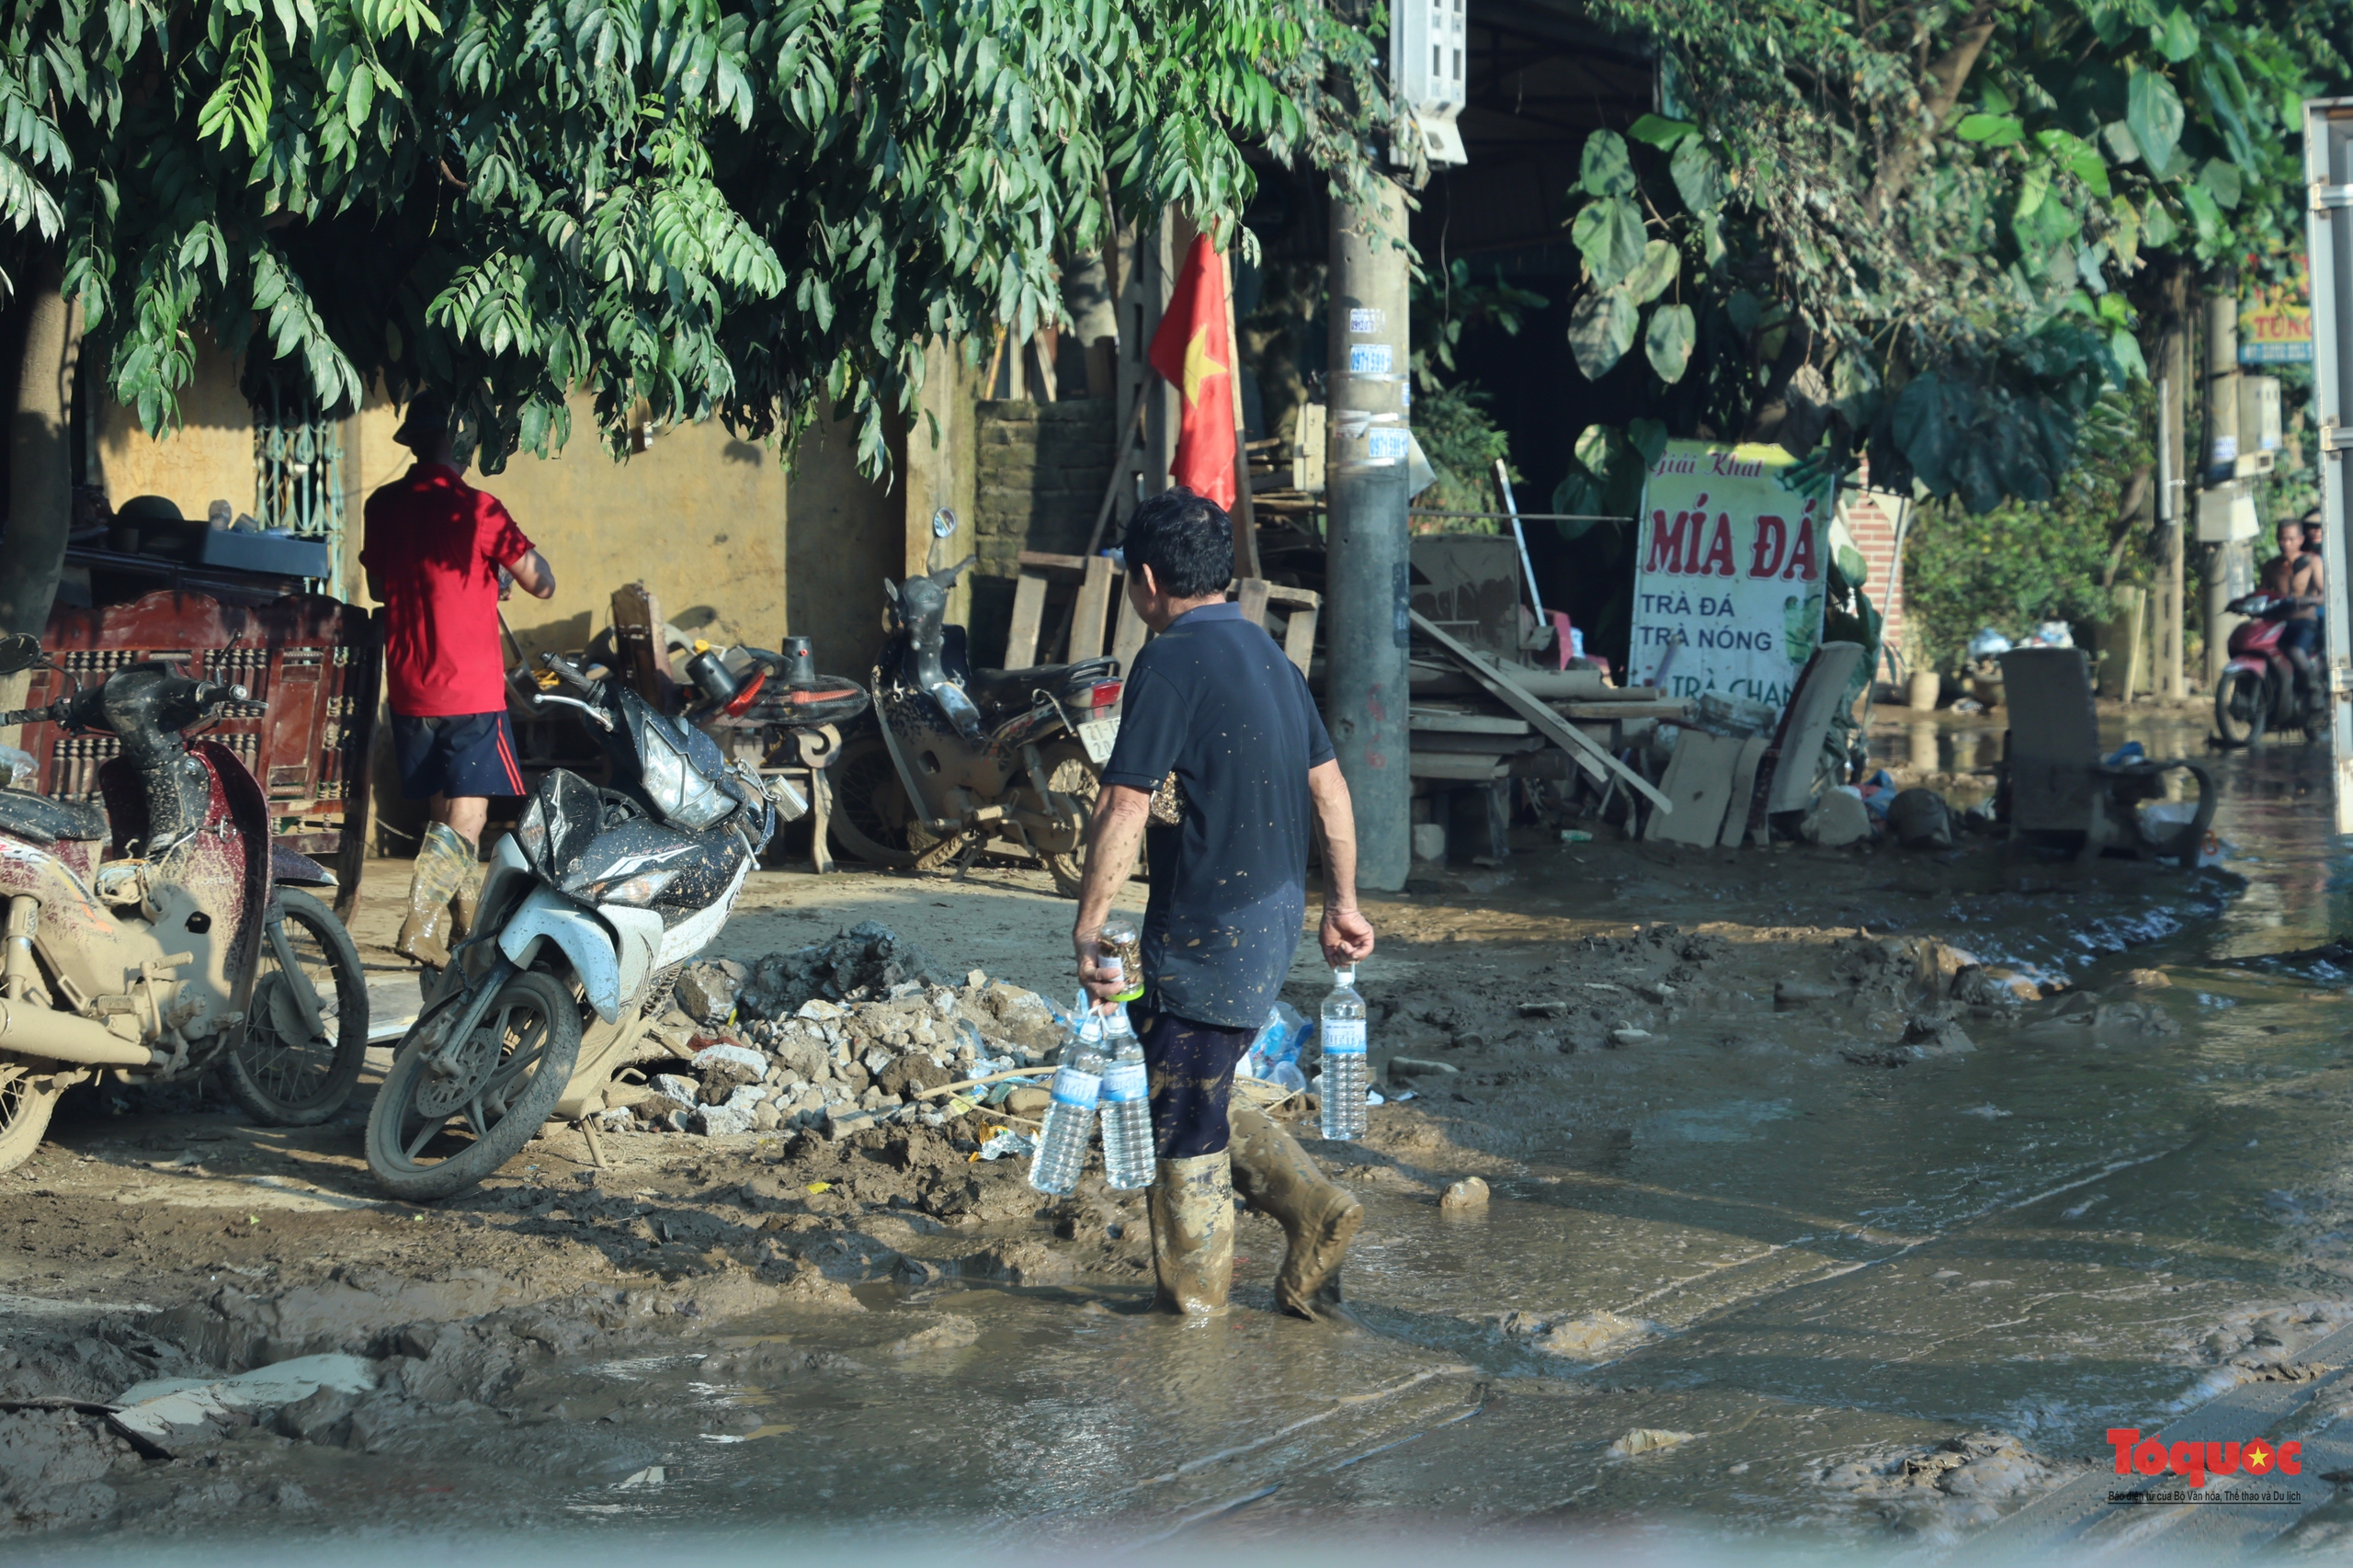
1029, 1008, 1108, 1195
1097, 1006, 1154, 1190
1319, 967, 1369, 1141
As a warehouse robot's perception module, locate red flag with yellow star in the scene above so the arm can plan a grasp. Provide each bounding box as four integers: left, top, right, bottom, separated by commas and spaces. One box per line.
1146, 233, 1238, 508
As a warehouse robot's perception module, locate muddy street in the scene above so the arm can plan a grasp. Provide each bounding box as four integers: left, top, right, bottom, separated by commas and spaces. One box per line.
7, 710, 2353, 1556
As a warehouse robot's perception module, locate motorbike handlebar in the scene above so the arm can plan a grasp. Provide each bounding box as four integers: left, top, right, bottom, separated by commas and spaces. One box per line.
0, 701, 64, 727
540, 652, 598, 692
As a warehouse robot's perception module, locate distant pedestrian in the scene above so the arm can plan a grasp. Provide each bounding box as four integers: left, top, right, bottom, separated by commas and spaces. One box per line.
1072, 487, 1376, 1318
360, 392, 556, 968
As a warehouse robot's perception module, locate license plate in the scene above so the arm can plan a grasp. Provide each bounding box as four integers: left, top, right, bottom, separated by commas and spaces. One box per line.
1077, 716, 1120, 765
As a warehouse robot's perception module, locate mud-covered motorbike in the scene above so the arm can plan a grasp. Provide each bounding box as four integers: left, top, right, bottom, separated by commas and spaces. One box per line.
2215, 592, 2328, 747
366, 651, 780, 1199
828, 534, 1123, 895
0, 635, 367, 1172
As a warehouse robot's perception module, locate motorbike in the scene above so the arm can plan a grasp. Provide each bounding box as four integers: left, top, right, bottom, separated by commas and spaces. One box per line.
2215, 593, 2328, 747
366, 649, 781, 1199
828, 526, 1124, 895
0, 635, 367, 1173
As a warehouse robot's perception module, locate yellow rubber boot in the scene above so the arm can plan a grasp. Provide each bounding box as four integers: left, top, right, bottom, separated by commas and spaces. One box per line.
1147, 1151, 1234, 1315
1228, 1100, 1362, 1320
394, 822, 473, 968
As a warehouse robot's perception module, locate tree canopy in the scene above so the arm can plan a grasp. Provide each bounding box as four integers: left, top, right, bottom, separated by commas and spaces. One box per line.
1550, 0, 2351, 517
0, 0, 1385, 472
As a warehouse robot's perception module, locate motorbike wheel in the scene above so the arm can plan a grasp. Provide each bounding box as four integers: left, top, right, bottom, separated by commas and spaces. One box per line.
0, 1063, 63, 1176
366, 969, 583, 1201
222, 890, 369, 1126
1035, 740, 1103, 899
2214, 668, 2267, 748
827, 736, 917, 869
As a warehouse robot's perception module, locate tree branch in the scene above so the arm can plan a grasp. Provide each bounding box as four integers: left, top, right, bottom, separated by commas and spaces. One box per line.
1864, 6, 1996, 222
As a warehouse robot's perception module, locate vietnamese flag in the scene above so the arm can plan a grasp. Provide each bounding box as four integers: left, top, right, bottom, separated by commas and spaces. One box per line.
1146, 233, 1238, 508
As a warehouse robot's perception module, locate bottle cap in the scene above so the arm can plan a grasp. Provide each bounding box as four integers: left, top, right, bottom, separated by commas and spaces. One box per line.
1334, 966, 1355, 985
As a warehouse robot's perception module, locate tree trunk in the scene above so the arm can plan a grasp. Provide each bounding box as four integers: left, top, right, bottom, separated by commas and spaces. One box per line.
1864, 7, 1997, 222
0, 265, 80, 638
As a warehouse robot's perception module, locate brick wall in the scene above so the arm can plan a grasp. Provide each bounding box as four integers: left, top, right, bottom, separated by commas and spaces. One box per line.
1838, 488, 1907, 676
972, 398, 1115, 663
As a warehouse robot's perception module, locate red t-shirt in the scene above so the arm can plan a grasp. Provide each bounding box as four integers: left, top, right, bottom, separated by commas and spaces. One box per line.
359, 463, 533, 716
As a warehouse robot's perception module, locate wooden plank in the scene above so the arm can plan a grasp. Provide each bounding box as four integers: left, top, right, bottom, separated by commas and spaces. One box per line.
1411, 710, 1530, 735
1765, 642, 1867, 814
1266, 584, 1321, 608
1557, 700, 1688, 721
1235, 576, 1270, 628
1017, 551, 1091, 574
1646, 731, 1745, 846
1280, 600, 1316, 676
1409, 753, 1510, 781
1411, 732, 1543, 755
609, 581, 674, 710
1410, 609, 1672, 814
1005, 574, 1048, 669
1070, 555, 1115, 661
1111, 580, 1149, 672
1720, 734, 1770, 848
1221, 244, 1260, 581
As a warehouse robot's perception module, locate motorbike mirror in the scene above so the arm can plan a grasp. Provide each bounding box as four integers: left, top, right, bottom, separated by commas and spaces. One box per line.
930, 506, 959, 540
0, 633, 42, 677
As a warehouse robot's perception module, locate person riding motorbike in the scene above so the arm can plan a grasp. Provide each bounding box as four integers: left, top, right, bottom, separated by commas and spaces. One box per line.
2256, 516, 2325, 708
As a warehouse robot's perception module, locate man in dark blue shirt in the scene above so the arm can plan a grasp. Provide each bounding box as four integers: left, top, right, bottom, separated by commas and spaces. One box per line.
1074, 487, 1376, 1318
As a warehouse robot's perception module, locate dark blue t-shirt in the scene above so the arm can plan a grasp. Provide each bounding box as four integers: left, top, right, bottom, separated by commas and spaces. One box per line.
1100, 602, 1336, 1028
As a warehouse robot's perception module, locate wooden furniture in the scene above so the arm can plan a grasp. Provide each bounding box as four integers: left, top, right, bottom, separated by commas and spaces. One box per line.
1002, 550, 1320, 676
21, 590, 381, 918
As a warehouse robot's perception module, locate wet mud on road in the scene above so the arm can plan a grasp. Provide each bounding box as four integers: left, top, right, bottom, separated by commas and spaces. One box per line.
10, 710, 2353, 1554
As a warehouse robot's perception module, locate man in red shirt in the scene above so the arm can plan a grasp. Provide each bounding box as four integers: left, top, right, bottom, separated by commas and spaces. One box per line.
360, 392, 556, 967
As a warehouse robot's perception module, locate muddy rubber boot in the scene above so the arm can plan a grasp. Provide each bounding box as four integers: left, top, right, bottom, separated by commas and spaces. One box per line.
449, 863, 483, 942
394, 822, 473, 968
1228, 1099, 1362, 1320
1147, 1151, 1234, 1315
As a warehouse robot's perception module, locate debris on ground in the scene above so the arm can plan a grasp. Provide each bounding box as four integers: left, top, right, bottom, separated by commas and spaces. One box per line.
633, 926, 1068, 1139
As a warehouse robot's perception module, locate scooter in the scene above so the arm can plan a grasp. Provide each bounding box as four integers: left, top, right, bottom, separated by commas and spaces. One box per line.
2215, 594, 2328, 747
827, 527, 1123, 894
366, 650, 780, 1199
0, 635, 368, 1173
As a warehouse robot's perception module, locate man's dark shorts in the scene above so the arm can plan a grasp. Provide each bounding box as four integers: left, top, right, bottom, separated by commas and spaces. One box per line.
392, 710, 525, 801
2280, 619, 2321, 658
1128, 1005, 1255, 1159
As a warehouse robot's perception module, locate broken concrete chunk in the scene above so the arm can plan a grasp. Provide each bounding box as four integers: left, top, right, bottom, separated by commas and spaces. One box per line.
1518, 999, 1567, 1018
1775, 980, 1838, 1007
797, 999, 847, 1021
1387, 1056, 1461, 1079
1607, 1028, 1651, 1047
1610, 1427, 1697, 1456
1801, 788, 1870, 847
689, 1041, 767, 1079
696, 1103, 756, 1137
674, 959, 748, 1025
648, 1074, 699, 1108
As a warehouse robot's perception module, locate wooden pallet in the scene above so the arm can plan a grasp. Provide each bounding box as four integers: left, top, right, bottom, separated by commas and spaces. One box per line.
1005, 551, 1318, 676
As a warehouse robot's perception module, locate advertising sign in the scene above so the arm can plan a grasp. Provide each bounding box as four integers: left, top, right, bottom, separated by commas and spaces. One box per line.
1630, 440, 1829, 712
2240, 265, 2312, 364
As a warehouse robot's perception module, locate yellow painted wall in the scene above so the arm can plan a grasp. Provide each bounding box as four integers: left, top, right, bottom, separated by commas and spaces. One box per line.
91, 339, 255, 521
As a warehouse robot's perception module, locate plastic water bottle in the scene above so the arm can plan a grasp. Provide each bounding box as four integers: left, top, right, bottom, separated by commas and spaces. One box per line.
1319, 967, 1369, 1142
1029, 1009, 1108, 1195
1098, 1007, 1154, 1190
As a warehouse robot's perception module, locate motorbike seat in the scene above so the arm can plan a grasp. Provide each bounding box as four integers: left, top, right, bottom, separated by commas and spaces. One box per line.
965, 659, 1119, 715
0, 789, 108, 846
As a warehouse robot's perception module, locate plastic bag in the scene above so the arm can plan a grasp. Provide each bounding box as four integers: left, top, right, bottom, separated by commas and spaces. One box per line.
1239, 1000, 1308, 1083
1968, 628, 2013, 658
0, 745, 32, 792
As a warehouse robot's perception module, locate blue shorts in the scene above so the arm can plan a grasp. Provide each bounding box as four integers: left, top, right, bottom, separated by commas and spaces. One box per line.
1128, 1005, 1256, 1159
392, 710, 526, 801
2280, 619, 2321, 656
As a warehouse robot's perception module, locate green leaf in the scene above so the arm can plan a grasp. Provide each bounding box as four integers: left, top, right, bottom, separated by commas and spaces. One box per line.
1579, 129, 1636, 199
1622, 239, 1678, 305
2198, 157, 2242, 210
2177, 180, 2223, 244
1669, 135, 1724, 216
1627, 418, 1669, 468
2015, 165, 2050, 222
1645, 303, 1696, 383
2125, 69, 2184, 174
2154, 6, 2199, 63
2141, 199, 2179, 248
1955, 114, 2022, 147
2109, 327, 2149, 381
1570, 196, 1646, 289
1567, 287, 1638, 381
1626, 114, 1695, 150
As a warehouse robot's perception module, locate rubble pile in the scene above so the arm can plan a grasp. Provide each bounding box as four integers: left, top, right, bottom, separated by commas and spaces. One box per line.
615, 923, 1070, 1142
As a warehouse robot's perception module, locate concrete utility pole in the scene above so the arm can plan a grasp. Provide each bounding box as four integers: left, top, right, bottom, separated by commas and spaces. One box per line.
1324, 176, 1414, 893
2157, 266, 2189, 699
2201, 282, 2243, 687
